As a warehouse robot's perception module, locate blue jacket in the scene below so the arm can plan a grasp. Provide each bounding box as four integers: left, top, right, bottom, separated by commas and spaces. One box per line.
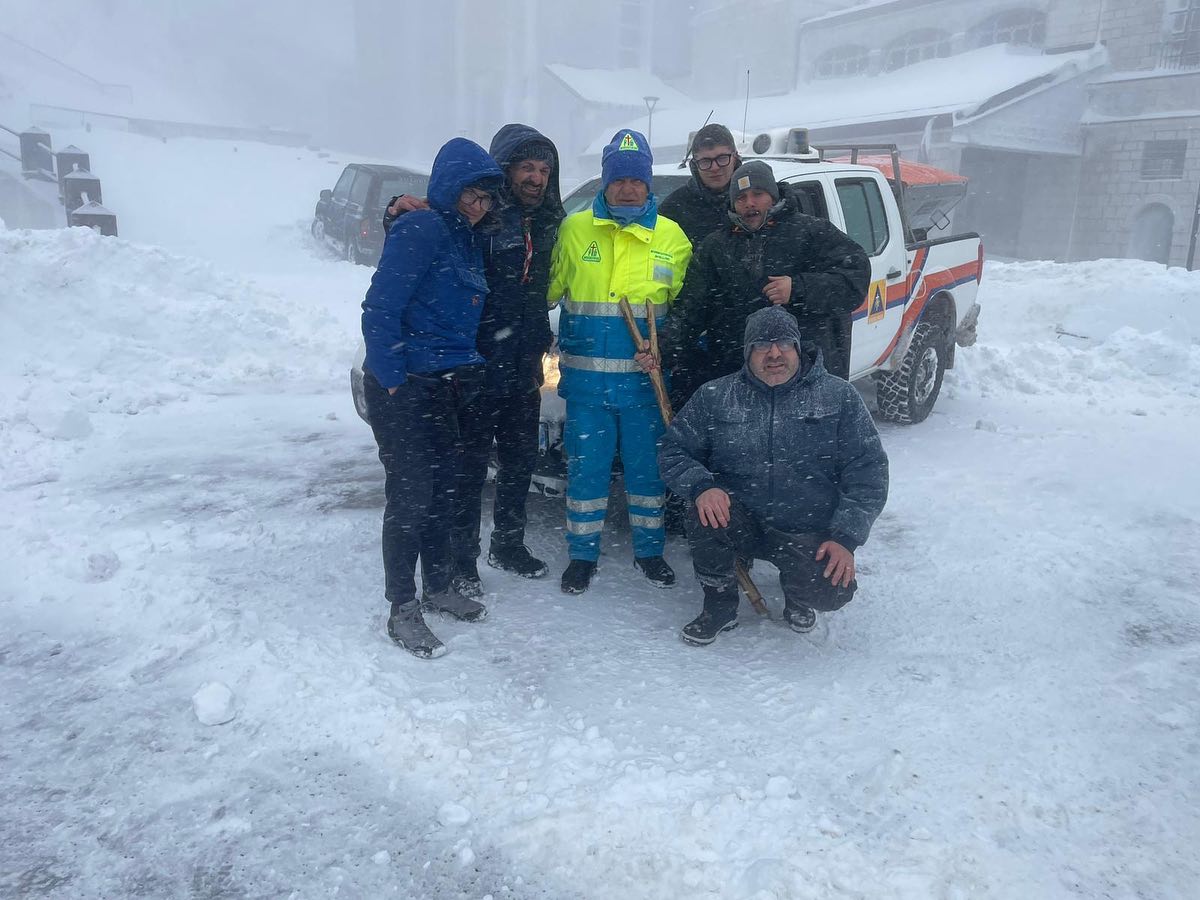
659, 344, 888, 549
362, 138, 503, 388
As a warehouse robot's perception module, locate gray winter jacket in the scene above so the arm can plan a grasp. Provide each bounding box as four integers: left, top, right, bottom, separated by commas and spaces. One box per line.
659, 317, 888, 549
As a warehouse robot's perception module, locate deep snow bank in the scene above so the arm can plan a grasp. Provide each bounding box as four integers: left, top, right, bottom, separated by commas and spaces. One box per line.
1, 226, 349, 414
955, 258, 1200, 403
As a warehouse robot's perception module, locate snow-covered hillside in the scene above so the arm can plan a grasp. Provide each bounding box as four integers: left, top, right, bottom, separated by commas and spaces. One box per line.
2, 130, 1198, 899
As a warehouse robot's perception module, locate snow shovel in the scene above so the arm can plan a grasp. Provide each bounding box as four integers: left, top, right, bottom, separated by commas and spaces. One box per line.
616, 295, 768, 616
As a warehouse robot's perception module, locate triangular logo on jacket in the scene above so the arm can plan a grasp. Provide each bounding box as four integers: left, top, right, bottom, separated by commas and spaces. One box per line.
581, 241, 602, 263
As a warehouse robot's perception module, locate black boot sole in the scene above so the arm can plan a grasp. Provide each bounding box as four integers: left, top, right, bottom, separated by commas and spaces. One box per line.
681, 619, 738, 646
486, 553, 549, 579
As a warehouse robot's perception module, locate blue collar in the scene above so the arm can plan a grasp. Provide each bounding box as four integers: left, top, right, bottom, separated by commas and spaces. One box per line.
593, 192, 658, 229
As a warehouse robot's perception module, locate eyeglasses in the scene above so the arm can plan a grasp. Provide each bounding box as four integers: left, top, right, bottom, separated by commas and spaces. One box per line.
750, 339, 793, 353
460, 190, 494, 210
694, 153, 734, 171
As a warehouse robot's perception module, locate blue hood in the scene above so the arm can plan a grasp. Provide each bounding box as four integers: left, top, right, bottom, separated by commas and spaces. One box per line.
489, 123, 563, 216
427, 137, 504, 214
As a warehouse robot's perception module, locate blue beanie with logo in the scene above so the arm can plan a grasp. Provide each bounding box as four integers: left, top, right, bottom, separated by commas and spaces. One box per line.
601, 130, 653, 190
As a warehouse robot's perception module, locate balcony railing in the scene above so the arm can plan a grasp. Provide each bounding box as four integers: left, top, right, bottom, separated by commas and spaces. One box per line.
1160, 40, 1200, 70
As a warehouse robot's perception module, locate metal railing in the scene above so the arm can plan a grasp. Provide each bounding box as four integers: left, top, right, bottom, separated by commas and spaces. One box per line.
1159, 41, 1200, 71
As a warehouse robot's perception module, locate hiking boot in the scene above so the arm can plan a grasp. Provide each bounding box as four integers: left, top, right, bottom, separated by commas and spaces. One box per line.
487, 545, 549, 579
634, 556, 675, 588
387, 602, 447, 659
783, 604, 817, 634
421, 588, 488, 622
681, 609, 739, 645
560, 559, 597, 594
451, 561, 483, 599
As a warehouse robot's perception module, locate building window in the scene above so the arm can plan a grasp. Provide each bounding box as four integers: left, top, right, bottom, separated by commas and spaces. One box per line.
619, 0, 641, 69
1162, 0, 1200, 68
1141, 140, 1188, 179
882, 29, 952, 71
969, 9, 1047, 49
812, 45, 870, 79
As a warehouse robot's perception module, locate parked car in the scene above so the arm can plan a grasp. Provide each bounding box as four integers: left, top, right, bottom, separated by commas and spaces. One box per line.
312, 163, 429, 266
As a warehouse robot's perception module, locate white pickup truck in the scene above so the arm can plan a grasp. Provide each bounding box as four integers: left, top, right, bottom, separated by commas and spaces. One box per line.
351, 141, 983, 492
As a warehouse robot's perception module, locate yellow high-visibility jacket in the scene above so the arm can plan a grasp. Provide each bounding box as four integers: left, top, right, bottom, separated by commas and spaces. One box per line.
548, 203, 691, 407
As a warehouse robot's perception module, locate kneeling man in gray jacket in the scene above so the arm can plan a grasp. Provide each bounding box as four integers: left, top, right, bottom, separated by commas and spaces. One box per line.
659, 306, 889, 645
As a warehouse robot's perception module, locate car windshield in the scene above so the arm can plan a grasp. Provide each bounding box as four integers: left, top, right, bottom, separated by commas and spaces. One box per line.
376, 172, 431, 207
562, 174, 693, 216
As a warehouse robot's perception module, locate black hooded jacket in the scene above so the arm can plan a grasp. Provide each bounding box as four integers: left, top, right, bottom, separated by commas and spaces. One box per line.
477, 124, 564, 395
659, 176, 732, 248
667, 186, 871, 385
383, 124, 564, 396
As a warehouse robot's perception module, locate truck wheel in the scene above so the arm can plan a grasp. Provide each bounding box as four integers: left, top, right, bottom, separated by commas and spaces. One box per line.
874, 322, 947, 425
311, 219, 325, 241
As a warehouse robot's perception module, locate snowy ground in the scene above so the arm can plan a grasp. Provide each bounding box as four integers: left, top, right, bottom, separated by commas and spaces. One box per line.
2, 131, 1199, 899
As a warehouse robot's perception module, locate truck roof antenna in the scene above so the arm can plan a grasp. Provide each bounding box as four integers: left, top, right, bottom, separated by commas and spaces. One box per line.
742, 69, 751, 143
678, 109, 715, 168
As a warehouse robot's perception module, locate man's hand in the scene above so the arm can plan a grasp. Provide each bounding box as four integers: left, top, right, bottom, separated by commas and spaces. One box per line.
695, 488, 730, 528
763, 275, 792, 305
388, 195, 428, 217
633, 338, 659, 373
816, 541, 854, 587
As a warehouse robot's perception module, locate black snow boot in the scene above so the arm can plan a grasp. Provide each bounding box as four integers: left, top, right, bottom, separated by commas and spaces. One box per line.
487, 544, 549, 579
451, 560, 483, 599
634, 556, 675, 588
560, 559, 597, 594
387, 602, 447, 659
783, 603, 817, 634
681, 586, 739, 646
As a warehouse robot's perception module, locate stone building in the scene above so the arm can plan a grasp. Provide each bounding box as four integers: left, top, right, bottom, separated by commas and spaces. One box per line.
596, 0, 1198, 267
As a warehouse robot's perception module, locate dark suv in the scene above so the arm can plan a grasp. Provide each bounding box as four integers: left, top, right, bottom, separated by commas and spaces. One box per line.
311, 163, 429, 266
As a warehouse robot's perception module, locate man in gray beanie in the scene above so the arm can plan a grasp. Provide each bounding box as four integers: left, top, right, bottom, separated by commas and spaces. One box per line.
659, 306, 889, 645
667, 159, 870, 387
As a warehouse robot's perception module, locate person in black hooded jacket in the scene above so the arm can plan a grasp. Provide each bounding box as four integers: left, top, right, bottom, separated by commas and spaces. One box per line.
667, 160, 870, 385
385, 124, 564, 596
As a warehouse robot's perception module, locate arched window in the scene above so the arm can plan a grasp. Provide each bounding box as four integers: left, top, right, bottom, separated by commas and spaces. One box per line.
1128, 203, 1174, 264
969, 9, 1047, 49
812, 44, 870, 80
882, 29, 953, 71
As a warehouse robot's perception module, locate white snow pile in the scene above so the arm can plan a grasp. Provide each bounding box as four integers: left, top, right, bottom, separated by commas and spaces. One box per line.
956, 258, 1200, 402
0, 227, 347, 417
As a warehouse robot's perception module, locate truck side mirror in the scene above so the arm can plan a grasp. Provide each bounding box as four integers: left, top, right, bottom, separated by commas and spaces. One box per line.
320, 189, 332, 201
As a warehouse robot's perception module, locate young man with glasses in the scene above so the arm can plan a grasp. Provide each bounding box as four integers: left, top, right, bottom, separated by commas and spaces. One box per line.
659, 124, 745, 248
659, 306, 889, 646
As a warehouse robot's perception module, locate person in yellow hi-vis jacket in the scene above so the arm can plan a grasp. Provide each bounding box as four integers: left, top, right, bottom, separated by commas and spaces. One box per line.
547, 129, 692, 594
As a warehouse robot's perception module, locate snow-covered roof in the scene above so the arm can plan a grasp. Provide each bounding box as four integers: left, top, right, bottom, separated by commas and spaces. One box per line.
545, 64, 693, 110
585, 44, 1106, 155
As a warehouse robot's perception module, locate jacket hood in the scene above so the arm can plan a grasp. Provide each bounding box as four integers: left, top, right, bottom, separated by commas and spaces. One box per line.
427, 137, 504, 214
489, 123, 564, 217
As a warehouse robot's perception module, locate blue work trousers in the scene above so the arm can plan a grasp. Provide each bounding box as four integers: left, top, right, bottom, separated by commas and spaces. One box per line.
564, 400, 665, 561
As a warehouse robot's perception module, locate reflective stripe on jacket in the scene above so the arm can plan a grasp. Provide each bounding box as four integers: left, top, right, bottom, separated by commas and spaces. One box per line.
548, 208, 691, 407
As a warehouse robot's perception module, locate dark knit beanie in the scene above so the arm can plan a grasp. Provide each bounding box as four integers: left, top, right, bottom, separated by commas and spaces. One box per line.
729, 160, 780, 204
509, 140, 556, 168
743, 306, 802, 361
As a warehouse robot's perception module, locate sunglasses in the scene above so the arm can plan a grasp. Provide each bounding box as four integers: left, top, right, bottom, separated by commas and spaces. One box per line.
694, 153, 734, 171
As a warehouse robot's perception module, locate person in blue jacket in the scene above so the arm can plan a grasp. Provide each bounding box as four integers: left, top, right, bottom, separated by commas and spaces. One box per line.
361, 137, 503, 659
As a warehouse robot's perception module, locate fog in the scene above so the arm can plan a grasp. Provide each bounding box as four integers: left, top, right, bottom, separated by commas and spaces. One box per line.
1, 0, 1196, 264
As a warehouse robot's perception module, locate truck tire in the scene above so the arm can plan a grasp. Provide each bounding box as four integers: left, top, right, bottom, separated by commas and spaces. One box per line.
874, 322, 947, 425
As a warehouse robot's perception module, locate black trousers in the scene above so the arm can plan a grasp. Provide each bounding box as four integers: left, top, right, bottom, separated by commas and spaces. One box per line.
364, 367, 481, 605
451, 386, 541, 571
685, 497, 857, 615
